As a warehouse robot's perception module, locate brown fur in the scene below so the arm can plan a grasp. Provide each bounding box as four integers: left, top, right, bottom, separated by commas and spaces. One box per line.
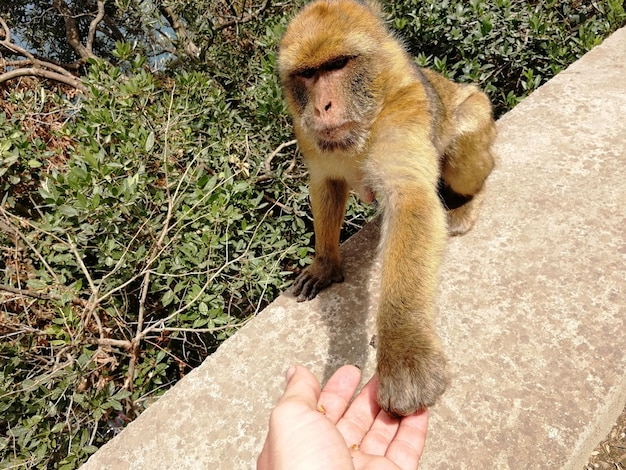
279, 0, 496, 415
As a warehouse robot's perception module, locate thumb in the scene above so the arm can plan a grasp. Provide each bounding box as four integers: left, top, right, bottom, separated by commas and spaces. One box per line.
278, 365, 321, 409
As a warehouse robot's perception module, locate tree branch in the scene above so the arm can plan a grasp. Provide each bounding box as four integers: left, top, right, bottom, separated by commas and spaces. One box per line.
53, 0, 98, 59
255, 139, 298, 183
0, 15, 87, 92
86, 0, 106, 53
215, 0, 271, 31
160, 4, 200, 58
0, 67, 88, 92
102, 15, 125, 42
0, 284, 88, 308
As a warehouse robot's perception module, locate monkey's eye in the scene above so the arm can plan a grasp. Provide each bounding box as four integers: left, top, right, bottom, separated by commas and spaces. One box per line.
324, 56, 350, 72
298, 68, 316, 79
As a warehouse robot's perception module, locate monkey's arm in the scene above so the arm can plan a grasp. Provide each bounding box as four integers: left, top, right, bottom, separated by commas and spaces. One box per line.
370, 134, 449, 416
292, 176, 349, 301
376, 187, 448, 415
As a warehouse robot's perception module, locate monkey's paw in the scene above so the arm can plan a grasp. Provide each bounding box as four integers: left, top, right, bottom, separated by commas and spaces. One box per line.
446, 189, 485, 236
376, 346, 448, 416
291, 262, 344, 302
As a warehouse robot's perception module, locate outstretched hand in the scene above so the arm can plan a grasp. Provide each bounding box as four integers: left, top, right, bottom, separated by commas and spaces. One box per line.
257, 365, 429, 470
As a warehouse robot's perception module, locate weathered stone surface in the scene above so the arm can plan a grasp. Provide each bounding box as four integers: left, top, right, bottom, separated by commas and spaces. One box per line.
82, 27, 626, 470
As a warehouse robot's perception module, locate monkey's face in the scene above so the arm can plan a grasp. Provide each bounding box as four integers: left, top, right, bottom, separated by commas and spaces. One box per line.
287, 56, 376, 153
278, 0, 385, 153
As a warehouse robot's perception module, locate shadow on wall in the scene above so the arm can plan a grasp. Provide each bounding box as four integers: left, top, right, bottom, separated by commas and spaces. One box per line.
315, 219, 382, 384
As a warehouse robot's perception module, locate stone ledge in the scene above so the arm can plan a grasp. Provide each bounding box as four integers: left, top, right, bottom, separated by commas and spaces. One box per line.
82, 26, 626, 470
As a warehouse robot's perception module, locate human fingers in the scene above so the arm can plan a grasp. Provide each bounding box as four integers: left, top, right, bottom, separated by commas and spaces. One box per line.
317, 365, 362, 424
336, 374, 381, 447
257, 366, 320, 468
358, 407, 401, 457
384, 408, 429, 470
278, 365, 321, 409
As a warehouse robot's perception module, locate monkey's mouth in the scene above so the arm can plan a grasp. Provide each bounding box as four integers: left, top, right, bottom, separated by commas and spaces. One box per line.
317, 123, 360, 152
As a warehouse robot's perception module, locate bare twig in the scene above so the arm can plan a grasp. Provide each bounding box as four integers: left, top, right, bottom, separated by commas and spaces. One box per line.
139, 252, 247, 339
148, 317, 253, 334
0, 15, 87, 92
66, 236, 105, 338
255, 139, 298, 183
160, 4, 200, 58
215, 0, 271, 31
0, 208, 61, 284
86, 0, 106, 54
262, 194, 293, 213
0, 284, 88, 307
0, 219, 18, 238
67, 236, 98, 298
140, 188, 276, 339
265, 139, 297, 174
125, 86, 178, 390
0, 321, 47, 336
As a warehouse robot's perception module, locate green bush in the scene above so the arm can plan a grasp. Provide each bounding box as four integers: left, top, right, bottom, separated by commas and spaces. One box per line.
389, 0, 626, 116
1, 0, 625, 467
1, 49, 318, 467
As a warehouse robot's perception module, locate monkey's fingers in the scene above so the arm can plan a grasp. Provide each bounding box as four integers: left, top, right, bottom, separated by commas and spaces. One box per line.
291, 267, 344, 302
292, 274, 328, 302
377, 346, 448, 416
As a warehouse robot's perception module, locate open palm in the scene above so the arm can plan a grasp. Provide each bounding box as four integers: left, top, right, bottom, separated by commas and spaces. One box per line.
257, 365, 429, 470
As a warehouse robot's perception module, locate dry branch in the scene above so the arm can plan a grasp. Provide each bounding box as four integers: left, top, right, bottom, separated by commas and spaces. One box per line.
0, 284, 88, 308
255, 139, 298, 183
215, 0, 271, 31
0, 67, 87, 91
53, 0, 98, 60
0, 15, 87, 92
160, 4, 201, 58
87, 0, 107, 53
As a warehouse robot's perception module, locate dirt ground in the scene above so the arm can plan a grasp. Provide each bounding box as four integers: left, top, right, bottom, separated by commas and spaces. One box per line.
584, 404, 626, 469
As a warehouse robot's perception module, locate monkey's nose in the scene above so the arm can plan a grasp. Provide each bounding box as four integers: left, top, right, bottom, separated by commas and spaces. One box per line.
324, 101, 332, 111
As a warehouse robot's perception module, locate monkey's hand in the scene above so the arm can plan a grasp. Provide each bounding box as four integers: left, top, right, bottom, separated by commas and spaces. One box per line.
291, 259, 344, 302
376, 336, 448, 416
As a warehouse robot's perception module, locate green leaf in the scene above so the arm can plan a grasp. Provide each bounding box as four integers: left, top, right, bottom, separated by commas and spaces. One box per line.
111, 390, 132, 401
145, 131, 155, 152
162, 290, 175, 307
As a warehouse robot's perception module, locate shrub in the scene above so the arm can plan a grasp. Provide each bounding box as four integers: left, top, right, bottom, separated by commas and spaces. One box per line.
389, 0, 626, 116
0, 50, 315, 467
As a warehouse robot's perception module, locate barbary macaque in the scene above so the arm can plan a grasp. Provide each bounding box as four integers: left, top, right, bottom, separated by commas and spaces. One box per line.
278, 0, 496, 415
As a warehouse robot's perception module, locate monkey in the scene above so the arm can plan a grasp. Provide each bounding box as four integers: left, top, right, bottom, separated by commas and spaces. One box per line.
278, 0, 496, 416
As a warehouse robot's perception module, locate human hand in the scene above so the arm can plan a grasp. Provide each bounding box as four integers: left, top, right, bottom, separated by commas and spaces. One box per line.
257, 365, 429, 470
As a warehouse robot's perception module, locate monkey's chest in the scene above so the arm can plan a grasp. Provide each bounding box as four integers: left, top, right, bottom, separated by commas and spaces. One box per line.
344, 163, 376, 204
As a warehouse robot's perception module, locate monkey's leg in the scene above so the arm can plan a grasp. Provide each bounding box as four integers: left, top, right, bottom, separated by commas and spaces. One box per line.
292, 177, 349, 301
442, 89, 496, 236
375, 182, 449, 416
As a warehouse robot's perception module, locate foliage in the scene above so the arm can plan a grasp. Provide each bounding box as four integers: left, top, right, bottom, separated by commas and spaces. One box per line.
0, 41, 320, 467
1, 0, 625, 468
388, 0, 626, 117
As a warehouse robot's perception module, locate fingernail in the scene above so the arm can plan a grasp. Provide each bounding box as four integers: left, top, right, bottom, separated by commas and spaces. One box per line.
285, 365, 297, 381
